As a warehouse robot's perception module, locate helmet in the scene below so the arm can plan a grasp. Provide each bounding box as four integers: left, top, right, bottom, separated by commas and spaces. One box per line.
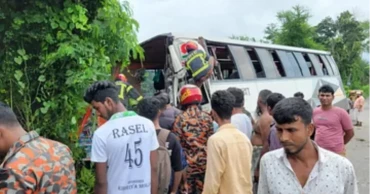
179, 84, 202, 105
117, 74, 127, 82
185, 41, 198, 52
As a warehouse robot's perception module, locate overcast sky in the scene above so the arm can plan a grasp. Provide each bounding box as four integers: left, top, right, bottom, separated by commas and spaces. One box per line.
130, 0, 369, 42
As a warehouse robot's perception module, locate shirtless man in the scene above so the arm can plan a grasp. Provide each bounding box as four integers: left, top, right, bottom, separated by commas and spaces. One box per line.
250, 89, 273, 191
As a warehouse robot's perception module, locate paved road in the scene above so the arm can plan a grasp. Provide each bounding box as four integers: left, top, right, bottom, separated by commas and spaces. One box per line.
347, 101, 369, 194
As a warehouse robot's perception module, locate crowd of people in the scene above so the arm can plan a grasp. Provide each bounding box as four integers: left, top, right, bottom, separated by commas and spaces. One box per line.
0, 78, 366, 194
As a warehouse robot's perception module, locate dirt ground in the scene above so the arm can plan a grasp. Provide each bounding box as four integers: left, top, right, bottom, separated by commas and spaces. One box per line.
347, 101, 369, 194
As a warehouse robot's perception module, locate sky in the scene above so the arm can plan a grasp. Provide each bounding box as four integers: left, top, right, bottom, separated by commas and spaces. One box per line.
129, 0, 369, 60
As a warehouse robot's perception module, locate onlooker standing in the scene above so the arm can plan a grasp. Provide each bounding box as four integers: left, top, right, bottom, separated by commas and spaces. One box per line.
251, 89, 273, 184
154, 92, 182, 130
227, 87, 253, 139
137, 97, 184, 194
313, 85, 354, 157
354, 91, 365, 127
0, 102, 77, 193
84, 81, 159, 194
265, 93, 285, 151
258, 97, 358, 194
203, 90, 253, 194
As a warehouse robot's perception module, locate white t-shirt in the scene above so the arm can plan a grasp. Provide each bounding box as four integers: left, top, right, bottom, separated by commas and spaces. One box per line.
91, 111, 159, 194
231, 113, 253, 139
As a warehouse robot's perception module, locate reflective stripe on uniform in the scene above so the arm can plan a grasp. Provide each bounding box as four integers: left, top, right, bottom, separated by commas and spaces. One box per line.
186, 52, 210, 78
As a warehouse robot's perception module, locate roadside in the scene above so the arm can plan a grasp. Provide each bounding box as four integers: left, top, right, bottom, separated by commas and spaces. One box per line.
347, 100, 369, 194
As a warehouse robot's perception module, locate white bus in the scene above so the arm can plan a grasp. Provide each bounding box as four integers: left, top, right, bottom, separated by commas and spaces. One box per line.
125, 33, 349, 117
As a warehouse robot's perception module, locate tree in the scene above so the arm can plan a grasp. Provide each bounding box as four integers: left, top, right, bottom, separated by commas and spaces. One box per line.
264, 5, 324, 49
0, 0, 143, 190
315, 11, 369, 86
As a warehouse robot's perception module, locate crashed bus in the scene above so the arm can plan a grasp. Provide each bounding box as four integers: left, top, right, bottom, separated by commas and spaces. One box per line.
78, 32, 349, 160
125, 32, 349, 114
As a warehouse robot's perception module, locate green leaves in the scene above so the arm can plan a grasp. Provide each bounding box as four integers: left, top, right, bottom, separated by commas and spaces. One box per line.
1, 1, 142, 191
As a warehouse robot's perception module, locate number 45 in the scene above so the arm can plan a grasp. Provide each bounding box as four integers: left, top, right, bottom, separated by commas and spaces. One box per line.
125, 138, 143, 168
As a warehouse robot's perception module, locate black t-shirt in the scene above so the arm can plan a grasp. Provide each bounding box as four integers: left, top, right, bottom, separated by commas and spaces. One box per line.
156, 129, 183, 172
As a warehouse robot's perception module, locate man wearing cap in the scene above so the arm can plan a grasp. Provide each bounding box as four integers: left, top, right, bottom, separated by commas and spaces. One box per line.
354, 91, 365, 127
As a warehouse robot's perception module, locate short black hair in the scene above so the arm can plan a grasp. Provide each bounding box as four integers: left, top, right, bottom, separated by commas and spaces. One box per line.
137, 97, 161, 121
83, 81, 120, 103
211, 90, 235, 120
0, 102, 20, 127
256, 89, 272, 116
266, 93, 285, 110
154, 91, 170, 110
259, 89, 273, 105
273, 97, 312, 126
227, 87, 244, 107
294, 92, 304, 98
318, 85, 334, 95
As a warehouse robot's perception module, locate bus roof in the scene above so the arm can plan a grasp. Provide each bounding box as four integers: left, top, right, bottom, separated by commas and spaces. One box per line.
140, 32, 331, 55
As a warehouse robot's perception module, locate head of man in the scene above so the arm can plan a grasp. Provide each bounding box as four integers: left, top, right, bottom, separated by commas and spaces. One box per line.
83, 81, 122, 120
318, 85, 335, 107
293, 92, 304, 99
256, 89, 272, 115
211, 90, 235, 125
356, 91, 362, 97
154, 91, 170, 111
226, 87, 244, 113
137, 97, 162, 123
0, 102, 24, 158
273, 97, 314, 155
266, 93, 285, 116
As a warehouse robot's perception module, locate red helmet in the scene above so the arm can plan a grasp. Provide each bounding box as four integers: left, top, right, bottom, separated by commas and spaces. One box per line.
179, 84, 202, 105
117, 74, 127, 82
185, 41, 198, 52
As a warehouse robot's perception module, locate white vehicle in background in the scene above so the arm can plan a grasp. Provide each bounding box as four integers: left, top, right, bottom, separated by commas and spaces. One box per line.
125, 32, 349, 117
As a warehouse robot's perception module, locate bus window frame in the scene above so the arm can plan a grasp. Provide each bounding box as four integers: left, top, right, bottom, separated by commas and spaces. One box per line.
319, 54, 334, 75
276, 50, 298, 77
293, 52, 311, 77
227, 45, 257, 80
255, 48, 279, 79
308, 53, 324, 76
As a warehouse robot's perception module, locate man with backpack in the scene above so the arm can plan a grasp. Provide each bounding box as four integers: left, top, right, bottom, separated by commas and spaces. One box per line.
137, 97, 184, 194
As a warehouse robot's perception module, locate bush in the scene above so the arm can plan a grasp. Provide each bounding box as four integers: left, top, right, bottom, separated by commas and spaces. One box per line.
0, 0, 142, 191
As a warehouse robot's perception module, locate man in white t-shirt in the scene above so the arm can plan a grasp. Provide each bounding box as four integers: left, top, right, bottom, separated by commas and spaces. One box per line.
83, 81, 159, 194
227, 87, 253, 139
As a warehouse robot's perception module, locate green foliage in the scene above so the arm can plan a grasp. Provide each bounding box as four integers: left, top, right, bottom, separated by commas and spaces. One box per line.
0, 0, 143, 191
315, 11, 369, 88
264, 5, 325, 50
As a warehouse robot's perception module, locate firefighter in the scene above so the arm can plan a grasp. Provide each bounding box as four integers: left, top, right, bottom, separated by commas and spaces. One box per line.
184, 41, 215, 88
172, 84, 214, 194
115, 74, 143, 111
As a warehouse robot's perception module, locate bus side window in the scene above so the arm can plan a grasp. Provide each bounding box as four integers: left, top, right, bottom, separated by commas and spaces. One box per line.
319, 55, 334, 75
286, 52, 303, 77
307, 53, 324, 76
293, 52, 311, 77
315, 55, 330, 75
270, 50, 286, 77
227, 45, 257, 79
303, 53, 316, 76
209, 45, 240, 80
247, 48, 266, 78
325, 55, 340, 76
